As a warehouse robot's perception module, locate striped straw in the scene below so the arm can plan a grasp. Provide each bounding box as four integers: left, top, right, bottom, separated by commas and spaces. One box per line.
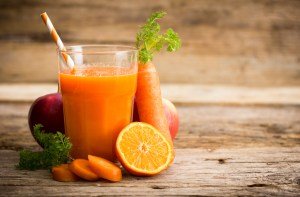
40, 12, 74, 69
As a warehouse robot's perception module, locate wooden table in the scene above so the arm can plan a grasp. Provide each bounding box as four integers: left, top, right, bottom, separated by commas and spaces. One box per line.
0, 84, 299, 196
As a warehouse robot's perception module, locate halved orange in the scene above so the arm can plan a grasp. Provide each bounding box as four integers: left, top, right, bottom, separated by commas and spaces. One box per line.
116, 122, 173, 176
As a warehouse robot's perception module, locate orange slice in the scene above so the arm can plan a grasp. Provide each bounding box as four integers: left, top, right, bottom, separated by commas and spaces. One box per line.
116, 122, 173, 176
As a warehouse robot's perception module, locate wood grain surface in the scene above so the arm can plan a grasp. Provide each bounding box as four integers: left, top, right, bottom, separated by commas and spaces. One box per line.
0, 0, 300, 86
1, 102, 300, 151
1, 148, 299, 196
0, 83, 299, 195
1, 83, 300, 105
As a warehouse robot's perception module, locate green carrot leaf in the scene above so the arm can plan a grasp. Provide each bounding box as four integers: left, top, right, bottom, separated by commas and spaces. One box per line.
136, 11, 181, 63
17, 124, 72, 170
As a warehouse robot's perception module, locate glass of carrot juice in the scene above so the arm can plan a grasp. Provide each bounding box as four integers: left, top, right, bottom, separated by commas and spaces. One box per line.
58, 45, 138, 161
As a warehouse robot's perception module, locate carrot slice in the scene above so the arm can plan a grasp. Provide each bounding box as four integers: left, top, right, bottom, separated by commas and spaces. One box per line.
135, 62, 174, 163
69, 159, 98, 181
88, 155, 122, 182
51, 164, 80, 182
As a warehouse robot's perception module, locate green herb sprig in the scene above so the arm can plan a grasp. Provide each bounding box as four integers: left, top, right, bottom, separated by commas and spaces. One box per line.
18, 124, 72, 170
136, 11, 181, 63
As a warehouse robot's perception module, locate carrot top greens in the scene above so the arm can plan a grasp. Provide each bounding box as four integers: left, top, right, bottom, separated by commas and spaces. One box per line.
136, 11, 181, 64
17, 124, 72, 170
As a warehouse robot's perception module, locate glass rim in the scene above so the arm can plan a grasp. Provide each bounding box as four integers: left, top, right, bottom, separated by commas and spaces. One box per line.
57, 44, 138, 54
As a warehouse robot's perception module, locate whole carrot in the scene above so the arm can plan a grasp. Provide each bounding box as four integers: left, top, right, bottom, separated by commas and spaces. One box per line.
135, 11, 181, 164
135, 62, 171, 142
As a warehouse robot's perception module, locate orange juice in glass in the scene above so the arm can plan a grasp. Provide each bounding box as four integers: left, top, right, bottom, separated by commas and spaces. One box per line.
58, 45, 137, 161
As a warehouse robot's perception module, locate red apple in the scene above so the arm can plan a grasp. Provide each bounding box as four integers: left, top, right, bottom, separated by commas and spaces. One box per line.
162, 98, 179, 140
133, 98, 179, 140
28, 93, 65, 145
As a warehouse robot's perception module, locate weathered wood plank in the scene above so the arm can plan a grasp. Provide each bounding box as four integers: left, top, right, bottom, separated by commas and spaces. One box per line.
0, 148, 299, 196
0, 0, 299, 85
1, 0, 299, 49
1, 103, 299, 150
162, 84, 300, 106
178, 105, 300, 149
1, 41, 300, 86
0, 84, 57, 102
1, 83, 300, 106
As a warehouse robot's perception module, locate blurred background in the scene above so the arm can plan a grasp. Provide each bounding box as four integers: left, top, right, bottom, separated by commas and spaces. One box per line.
0, 0, 299, 86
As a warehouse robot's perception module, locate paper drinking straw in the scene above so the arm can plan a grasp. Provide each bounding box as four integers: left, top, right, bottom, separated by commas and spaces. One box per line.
40, 12, 74, 69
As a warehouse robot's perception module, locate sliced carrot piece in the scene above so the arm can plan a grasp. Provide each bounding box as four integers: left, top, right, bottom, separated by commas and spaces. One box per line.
69, 159, 98, 181
51, 164, 80, 182
88, 155, 122, 182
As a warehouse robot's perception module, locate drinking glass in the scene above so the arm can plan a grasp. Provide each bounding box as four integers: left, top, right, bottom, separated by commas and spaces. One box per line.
58, 45, 138, 161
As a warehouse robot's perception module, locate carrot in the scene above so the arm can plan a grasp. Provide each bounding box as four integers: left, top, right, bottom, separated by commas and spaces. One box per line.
51, 164, 80, 182
69, 159, 99, 181
135, 62, 175, 165
135, 62, 172, 143
88, 155, 122, 182
134, 12, 180, 165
